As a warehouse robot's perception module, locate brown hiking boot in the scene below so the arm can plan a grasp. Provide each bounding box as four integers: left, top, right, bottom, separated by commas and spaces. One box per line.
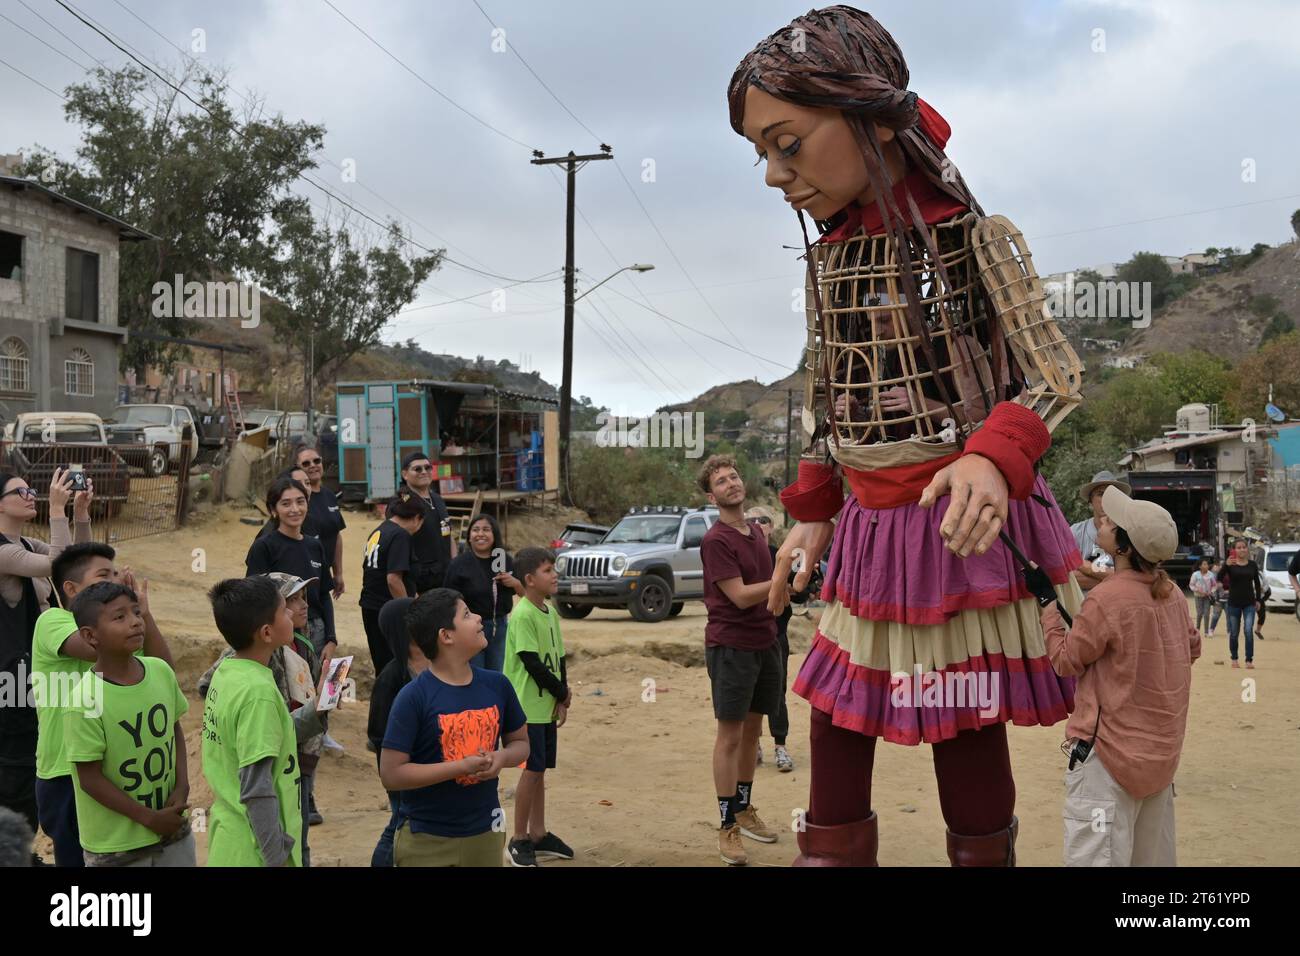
736, 806, 778, 844
719, 824, 748, 865
793, 813, 878, 867
946, 816, 1019, 866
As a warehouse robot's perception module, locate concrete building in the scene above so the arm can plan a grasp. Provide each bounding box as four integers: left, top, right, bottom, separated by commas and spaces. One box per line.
0, 171, 154, 422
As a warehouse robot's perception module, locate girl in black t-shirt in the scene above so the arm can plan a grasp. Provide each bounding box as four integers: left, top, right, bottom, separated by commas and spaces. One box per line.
444, 513, 523, 672
1217, 539, 1262, 669
359, 495, 425, 674
246, 476, 336, 657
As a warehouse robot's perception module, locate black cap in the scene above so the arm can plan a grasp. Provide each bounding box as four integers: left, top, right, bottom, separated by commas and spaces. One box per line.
401, 451, 432, 470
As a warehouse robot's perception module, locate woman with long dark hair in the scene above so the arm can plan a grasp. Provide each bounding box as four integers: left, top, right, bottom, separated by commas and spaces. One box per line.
246, 476, 336, 660
444, 513, 523, 671
1218, 539, 1262, 669
0, 469, 92, 843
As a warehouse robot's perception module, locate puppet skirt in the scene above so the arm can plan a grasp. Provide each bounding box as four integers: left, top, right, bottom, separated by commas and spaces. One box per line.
792, 474, 1083, 745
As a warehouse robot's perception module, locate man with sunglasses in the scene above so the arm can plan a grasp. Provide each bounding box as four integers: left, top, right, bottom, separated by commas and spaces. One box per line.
393, 452, 457, 595
296, 445, 347, 600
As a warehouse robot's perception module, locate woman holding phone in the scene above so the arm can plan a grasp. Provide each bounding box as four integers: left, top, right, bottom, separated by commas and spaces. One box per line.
0, 468, 93, 843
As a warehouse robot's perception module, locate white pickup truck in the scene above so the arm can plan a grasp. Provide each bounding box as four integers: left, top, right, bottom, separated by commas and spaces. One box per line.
105, 404, 200, 476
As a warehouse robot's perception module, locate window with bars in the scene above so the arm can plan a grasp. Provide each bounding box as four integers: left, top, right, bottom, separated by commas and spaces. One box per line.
65, 347, 95, 396
0, 336, 30, 392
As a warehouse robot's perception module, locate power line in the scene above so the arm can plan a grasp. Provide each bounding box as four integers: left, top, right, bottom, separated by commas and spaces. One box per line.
50, 0, 562, 287
319, 0, 538, 153
1028, 193, 1300, 243
0, 55, 67, 99
471, 2, 743, 345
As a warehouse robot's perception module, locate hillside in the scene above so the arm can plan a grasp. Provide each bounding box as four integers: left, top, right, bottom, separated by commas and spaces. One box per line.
1121, 241, 1300, 361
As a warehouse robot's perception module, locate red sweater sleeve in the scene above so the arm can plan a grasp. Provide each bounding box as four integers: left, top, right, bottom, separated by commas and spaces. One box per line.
961, 401, 1051, 500
779, 459, 845, 523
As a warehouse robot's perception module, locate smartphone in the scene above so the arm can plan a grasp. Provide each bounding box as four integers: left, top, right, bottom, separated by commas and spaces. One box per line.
68, 464, 87, 492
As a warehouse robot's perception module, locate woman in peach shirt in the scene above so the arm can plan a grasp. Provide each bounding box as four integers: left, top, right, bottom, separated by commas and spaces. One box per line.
1040, 487, 1199, 867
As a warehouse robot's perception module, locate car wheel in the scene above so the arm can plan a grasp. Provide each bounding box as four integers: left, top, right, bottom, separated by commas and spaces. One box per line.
668, 602, 684, 617
629, 574, 672, 623
555, 602, 593, 620
147, 447, 168, 477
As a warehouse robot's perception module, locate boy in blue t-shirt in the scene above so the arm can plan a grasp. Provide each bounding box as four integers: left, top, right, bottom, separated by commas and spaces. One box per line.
380, 588, 529, 867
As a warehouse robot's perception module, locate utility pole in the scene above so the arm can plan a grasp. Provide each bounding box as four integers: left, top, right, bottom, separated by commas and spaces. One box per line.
531, 146, 614, 499
784, 389, 795, 528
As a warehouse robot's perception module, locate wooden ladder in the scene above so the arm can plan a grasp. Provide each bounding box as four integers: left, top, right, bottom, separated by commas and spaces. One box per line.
224, 389, 245, 441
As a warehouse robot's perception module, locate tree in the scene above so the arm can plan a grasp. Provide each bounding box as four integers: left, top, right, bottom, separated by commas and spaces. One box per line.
1226, 332, 1300, 420
262, 206, 441, 404
1116, 252, 1175, 311
1291, 209, 1300, 241
1088, 368, 1179, 448
16, 65, 324, 371
1149, 351, 1232, 407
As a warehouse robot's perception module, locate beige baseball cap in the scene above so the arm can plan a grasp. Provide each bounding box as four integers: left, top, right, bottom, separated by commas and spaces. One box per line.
262, 571, 316, 599
1101, 486, 1178, 563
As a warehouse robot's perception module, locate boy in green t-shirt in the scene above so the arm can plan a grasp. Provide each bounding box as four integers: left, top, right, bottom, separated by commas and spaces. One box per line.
502, 547, 574, 867
64, 582, 193, 867
202, 576, 303, 867
34, 542, 175, 867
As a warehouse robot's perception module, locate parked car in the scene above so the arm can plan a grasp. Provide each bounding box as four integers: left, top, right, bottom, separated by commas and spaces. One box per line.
549, 522, 610, 552
1259, 542, 1299, 609
105, 404, 199, 477
553, 505, 718, 622
0, 412, 131, 516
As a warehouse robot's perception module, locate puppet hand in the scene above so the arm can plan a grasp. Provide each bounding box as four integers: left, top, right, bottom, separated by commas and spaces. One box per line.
919, 454, 1008, 558
769, 521, 832, 614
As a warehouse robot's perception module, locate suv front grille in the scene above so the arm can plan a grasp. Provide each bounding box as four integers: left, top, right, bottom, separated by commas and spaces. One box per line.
567, 555, 609, 578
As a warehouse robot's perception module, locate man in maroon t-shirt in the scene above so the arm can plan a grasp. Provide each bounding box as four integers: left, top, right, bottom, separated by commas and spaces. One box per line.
698, 454, 786, 866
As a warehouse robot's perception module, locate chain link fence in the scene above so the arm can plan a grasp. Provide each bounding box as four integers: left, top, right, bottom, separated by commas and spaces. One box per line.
1, 438, 193, 545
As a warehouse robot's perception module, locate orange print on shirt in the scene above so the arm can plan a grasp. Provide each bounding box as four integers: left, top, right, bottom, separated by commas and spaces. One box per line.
438, 706, 501, 786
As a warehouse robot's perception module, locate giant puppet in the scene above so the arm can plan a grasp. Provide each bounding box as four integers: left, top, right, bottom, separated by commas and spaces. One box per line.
728, 6, 1086, 866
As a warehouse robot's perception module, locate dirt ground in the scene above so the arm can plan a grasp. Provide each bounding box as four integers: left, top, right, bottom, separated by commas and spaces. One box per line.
37, 504, 1300, 867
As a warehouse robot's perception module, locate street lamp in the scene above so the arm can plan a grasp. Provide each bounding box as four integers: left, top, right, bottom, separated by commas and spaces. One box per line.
560, 263, 655, 501
573, 263, 655, 302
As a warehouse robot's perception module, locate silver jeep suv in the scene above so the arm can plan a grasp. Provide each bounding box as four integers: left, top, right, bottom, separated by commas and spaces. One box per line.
554, 505, 719, 623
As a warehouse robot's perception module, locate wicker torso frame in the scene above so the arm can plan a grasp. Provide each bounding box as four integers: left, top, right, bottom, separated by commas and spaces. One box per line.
803, 212, 1083, 471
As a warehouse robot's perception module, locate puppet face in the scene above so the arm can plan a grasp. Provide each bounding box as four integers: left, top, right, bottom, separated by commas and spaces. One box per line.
741, 85, 904, 221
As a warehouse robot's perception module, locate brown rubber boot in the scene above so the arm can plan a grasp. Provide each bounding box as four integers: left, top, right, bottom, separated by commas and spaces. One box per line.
945, 815, 1019, 866
792, 812, 878, 866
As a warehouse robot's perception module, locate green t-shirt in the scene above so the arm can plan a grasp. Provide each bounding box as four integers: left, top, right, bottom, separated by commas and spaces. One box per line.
504, 597, 566, 724
33, 607, 145, 779
64, 656, 189, 855
201, 657, 302, 867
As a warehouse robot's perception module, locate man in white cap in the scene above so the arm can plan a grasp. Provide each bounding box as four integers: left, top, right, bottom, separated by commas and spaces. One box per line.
1070, 471, 1132, 593
1041, 487, 1199, 867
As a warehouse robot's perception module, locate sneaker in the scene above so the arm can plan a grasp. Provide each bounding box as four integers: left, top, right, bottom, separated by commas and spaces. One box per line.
775, 745, 794, 773
308, 794, 323, 826
322, 733, 345, 754
735, 806, 778, 843
719, 824, 748, 866
508, 838, 538, 867
1246, 661, 1255, 669
756, 743, 764, 766
1231, 660, 1240, 668
532, 831, 575, 861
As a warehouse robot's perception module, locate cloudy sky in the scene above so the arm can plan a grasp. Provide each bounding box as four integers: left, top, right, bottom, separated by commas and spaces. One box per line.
3, 0, 1298, 414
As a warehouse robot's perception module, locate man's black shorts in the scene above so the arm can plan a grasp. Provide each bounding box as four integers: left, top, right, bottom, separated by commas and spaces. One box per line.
705, 642, 782, 721
526, 721, 558, 772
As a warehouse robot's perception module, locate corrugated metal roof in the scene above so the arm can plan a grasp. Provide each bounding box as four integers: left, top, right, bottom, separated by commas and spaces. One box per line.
0, 175, 156, 241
